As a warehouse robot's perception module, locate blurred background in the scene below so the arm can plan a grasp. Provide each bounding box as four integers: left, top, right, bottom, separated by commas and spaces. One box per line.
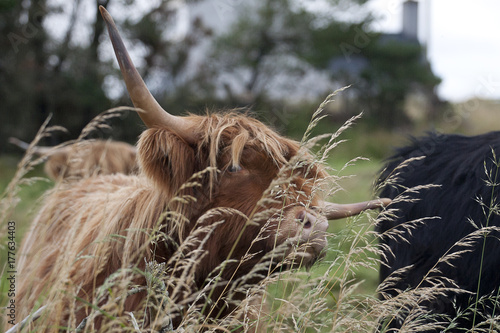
2, 0, 500, 152
3, 0, 499, 155
1, 0, 500, 168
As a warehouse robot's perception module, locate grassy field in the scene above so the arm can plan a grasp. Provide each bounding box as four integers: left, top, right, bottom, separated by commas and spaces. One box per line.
2, 99, 498, 331
0, 139, 388, 333
0, 156, 53, 235
0, 118, 391, 330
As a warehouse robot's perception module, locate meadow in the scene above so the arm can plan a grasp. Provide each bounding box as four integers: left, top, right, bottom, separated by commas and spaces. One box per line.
1, 98, 499, 332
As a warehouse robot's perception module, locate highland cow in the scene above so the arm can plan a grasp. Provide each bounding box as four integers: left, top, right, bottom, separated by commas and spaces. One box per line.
9, 137, 137, 180
12, 7, 390, 332
377, 131, 500, 331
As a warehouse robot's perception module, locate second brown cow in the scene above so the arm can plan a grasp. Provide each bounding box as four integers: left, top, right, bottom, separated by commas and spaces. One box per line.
9, 137, 137, 180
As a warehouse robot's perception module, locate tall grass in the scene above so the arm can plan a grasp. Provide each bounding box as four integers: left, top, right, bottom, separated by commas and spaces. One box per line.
1, 95, 497, 332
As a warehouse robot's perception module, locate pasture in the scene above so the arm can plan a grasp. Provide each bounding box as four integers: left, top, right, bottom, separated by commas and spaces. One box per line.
0, 109, 389, 332
1, 99, 498, 332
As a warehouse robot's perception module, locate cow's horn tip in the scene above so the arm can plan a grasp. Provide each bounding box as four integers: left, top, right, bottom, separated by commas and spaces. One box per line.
378, 198, 392, 207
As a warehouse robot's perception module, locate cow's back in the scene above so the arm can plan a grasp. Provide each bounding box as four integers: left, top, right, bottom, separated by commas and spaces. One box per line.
15, 173, 162, 330
377, 131, 500, 331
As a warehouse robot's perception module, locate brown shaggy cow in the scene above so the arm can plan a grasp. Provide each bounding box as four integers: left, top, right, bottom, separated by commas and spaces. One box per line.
12, 7, 390, 332
9, 137, 137, 180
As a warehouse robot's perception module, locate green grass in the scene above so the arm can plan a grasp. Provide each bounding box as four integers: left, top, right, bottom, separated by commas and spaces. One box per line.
0, 156, 53, 311
0, 155, 53, 234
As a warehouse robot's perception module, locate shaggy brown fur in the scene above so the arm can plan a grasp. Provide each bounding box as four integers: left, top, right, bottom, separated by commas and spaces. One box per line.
14, 112, 330, 332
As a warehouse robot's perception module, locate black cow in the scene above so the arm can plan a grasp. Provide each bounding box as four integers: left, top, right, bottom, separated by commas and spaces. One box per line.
376, 131, 500, 332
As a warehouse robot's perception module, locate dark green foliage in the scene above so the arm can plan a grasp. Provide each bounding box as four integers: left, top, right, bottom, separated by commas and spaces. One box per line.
210, 0, 317, 99
357, 40, 441, 128
0, 0, 210, 152
0, 1, 111, 150
306, 19, 441, 128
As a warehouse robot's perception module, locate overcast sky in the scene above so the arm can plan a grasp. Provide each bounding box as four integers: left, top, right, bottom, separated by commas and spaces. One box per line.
367, 0, 500, 102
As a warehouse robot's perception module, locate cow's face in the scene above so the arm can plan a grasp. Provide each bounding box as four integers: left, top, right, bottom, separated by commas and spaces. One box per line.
203, 118, 331, 268
137, 114, 330, 269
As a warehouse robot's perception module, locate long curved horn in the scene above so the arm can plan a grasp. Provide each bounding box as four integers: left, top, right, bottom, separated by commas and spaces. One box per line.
321, 198, 391, 220
9, 137, 51, 155
99, 6, 197, 143
9, 137, 31, 151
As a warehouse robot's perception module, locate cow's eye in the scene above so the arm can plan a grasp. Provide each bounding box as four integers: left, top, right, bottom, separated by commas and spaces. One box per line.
228, 164, 242, 173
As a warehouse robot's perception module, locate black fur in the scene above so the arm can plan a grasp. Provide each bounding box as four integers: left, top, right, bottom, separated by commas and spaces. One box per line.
377, 131, 500, 332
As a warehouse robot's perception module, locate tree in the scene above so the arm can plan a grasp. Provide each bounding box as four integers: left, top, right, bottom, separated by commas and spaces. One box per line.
208, 0, 441, 130
0, 0, 209, 153
1, 0, 112, 149
209, 0, 320, 104
356, 39, 441, 128
0, 0, 442, 153
206, 0, 369, 132
305, 17, 441, 128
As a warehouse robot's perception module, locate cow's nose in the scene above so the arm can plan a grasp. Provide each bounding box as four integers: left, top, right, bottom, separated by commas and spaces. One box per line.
296, 209, 328, 234
295, 209, 329, 258
296, 210, 316, 229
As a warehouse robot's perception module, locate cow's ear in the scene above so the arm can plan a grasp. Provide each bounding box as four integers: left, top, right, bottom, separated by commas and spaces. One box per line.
137, 128, 196, 192
44, 152, 68, 180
